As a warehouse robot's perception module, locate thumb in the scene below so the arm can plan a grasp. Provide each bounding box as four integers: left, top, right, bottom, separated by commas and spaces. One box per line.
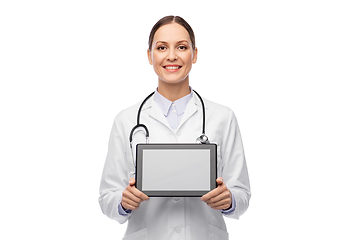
129, 177, 136, 186
216, 177, 223, 185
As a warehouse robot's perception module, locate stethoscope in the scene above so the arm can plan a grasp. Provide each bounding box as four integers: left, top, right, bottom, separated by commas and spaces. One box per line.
129, 90, 210, 169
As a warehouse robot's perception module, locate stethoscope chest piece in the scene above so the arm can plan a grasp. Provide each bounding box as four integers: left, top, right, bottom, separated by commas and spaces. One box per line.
197, 134, 209, 144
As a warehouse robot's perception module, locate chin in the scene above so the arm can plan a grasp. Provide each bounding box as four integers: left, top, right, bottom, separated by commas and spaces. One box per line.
161, 78, 188, 85
160, 74, 189, 84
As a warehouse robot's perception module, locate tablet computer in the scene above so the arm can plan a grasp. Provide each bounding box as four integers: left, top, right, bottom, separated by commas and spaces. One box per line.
135, 143, 217, 197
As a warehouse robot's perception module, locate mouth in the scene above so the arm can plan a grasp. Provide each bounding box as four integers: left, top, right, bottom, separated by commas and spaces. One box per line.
163, 65, 182, 71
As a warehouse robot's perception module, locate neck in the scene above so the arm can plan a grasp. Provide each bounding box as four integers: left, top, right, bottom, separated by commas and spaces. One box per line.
157, 78, 191, 102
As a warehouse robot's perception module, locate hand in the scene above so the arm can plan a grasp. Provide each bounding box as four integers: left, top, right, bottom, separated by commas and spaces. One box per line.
201, 177, 232, 210
121, 178, 149, 211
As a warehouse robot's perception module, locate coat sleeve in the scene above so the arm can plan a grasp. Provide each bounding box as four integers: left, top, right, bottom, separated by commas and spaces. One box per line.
221, 110, 251, 219
98, 113, 133, 224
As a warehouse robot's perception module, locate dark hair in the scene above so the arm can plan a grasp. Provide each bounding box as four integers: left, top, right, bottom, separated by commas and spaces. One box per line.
148, 15, 196, 51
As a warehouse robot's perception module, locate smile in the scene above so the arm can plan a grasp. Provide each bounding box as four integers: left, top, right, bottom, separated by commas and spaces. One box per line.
163, 65, 182, 71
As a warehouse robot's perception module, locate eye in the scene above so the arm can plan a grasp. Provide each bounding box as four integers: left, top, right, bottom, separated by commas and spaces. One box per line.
157, 46, 167, 51
178, 45, 187, 50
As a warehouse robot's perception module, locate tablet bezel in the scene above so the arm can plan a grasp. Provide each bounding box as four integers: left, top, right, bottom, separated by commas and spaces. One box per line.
135, 143, 217, 197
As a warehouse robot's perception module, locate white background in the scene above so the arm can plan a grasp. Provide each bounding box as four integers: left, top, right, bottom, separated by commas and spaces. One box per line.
1, 0, 359, 239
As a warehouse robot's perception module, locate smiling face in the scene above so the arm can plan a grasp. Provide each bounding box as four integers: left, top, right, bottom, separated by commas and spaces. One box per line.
147, 23, 197, 85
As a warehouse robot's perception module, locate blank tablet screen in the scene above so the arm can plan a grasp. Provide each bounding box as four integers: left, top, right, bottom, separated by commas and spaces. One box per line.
142, 149, 210, 191
136, 144, 217, 197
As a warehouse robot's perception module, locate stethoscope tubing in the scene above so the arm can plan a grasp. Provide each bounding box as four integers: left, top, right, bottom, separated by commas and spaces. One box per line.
129, 92, 155, 146
193, 90, 206, 136
129, 90, 208, 148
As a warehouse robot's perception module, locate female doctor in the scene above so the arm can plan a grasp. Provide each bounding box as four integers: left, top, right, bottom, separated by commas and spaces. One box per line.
99, 16, 251, 240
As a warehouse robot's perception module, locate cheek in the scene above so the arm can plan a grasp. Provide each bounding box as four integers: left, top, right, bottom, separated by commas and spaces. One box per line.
182, 55, 193, 68
183, 52, 194, 64
152, 54, 165, 66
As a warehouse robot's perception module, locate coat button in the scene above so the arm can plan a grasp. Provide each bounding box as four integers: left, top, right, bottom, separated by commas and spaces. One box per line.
175, 226, 181, 233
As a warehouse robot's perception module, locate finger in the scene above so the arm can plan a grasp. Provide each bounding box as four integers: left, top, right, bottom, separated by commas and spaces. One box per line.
128, 185, 149, 201
121, 200, 139, 211
122, 195, 142, 209
206, 195, 232, 208
201, 183, 227, 202
201, 187, 222, 201
123, 188, 142, 204
201, 190, 217, 202
129, 178, 136, 186
202, 179, 227, 201
126, 178, 149, 201
123, 186, 142, 203
122, 197, 139, 208
204, 189, 231, 205
124, 185, 147, 203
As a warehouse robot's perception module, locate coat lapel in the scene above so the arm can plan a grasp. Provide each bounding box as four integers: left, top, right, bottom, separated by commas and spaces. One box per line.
148, 97, 172, 130
177, 94, 200, 131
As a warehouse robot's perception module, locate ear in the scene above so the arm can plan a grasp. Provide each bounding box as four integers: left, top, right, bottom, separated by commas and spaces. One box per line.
147, 49, 153, 65
192, 47, 198, 64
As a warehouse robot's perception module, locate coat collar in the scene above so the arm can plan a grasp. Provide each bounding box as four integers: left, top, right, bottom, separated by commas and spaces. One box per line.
154, 90, 193, 117
144, 92, 205, 132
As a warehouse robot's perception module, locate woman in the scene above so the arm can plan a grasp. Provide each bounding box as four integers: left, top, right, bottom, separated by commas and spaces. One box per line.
99, 16, 251, 240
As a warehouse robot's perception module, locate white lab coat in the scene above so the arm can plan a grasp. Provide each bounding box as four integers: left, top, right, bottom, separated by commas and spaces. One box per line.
99, 94, 251, 240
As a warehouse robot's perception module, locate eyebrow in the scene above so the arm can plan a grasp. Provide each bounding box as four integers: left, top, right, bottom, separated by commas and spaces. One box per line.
155, 40, 189, 45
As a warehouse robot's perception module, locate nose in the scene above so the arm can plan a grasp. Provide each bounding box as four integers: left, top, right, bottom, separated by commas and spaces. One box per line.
167, 49, 177, 61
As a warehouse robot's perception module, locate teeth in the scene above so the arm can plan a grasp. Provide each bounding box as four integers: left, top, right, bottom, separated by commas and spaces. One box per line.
165, 66, 180, 69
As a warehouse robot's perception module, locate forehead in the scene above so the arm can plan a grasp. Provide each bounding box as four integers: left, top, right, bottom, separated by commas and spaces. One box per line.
153, 23, 191, 44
